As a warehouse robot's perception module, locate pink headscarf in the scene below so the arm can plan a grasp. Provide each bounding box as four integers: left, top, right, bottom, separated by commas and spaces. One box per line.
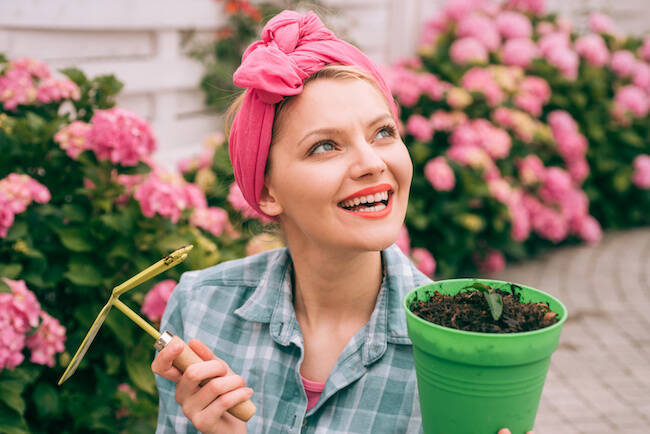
229, 10, 398, 218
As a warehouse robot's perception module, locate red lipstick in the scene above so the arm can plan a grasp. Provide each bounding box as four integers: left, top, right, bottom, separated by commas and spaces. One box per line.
340, 183, 393, 202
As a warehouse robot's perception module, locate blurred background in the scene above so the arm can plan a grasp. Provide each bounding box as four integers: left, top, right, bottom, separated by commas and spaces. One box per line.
0, 1, 648, 433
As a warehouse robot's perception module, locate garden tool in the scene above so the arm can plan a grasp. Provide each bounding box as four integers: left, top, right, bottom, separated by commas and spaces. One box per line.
57, 245, 256, 422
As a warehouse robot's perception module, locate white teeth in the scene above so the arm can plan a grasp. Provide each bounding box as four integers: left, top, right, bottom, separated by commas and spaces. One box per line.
360, 196, 368, 204
354, 197, 360, 206
382, 191, 388, 200
374, 193, 382, 202
340, 190, 391, 209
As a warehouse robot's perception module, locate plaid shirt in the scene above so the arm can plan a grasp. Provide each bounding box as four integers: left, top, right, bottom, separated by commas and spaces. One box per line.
155, 244, 431, 433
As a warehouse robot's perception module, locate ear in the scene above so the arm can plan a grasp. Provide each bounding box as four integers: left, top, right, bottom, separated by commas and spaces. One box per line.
258, 183, 283, 217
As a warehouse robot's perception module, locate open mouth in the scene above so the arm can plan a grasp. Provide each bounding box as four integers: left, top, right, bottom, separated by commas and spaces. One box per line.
337, 189, 394, 218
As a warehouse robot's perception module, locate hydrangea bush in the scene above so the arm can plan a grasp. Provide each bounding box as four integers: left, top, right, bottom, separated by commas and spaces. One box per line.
0, 54, 253, 433
385, 0, 649, 277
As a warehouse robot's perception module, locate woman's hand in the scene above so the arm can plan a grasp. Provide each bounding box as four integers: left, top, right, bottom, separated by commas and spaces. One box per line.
151, 338, 253, 434
498, 429, 534, 434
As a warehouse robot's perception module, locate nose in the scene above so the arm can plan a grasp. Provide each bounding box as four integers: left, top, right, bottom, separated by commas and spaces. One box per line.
349, 139, 387, 179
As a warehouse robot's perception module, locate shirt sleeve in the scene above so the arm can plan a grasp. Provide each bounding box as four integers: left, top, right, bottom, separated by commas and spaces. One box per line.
155, 271, 198, 434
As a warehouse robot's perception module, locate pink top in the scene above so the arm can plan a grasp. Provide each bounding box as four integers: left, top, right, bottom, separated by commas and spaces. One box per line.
301, 375, 326, 411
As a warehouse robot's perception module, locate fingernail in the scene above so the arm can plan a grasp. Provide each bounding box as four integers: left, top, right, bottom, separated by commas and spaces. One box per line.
168, 342, 182, 352
245, 387, 254, 396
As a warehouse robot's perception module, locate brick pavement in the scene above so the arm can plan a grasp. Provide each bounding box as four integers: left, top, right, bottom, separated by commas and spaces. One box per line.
490, 227, 650, 434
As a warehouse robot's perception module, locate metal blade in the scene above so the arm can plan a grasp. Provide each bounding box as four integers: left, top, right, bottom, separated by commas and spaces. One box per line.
57, 300, 113, 385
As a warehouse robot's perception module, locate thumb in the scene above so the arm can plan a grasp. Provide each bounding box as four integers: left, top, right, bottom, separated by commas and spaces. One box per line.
188, 339, 217, 361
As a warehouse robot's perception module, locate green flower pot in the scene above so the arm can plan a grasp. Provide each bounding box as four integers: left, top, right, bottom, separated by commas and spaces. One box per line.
403, 279, 567, 434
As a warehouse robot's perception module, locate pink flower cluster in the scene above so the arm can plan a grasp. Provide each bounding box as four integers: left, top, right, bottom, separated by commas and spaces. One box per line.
448, 119, 511, 167
632, 155, 650, 189
475, 250, 506, 274
538, 32, 579, 79
612, 85, 649, 122
383, 66, 449, 106
575, 34, 610, 67
0, 173, 51, 238
461, 68, 504, 106
394, 225, 436, 277
514, 76, 550, 116
54, 108, 157, 166
141, 279, 176, 322
227, 182, 273, 223
190, 206, 229, 237
0, 57, 80, 111
406, 114, 433, 142
547, 111, 590, 183
133, 170, 207, 223
425, 156, 456, 191
1, 278, 65, 370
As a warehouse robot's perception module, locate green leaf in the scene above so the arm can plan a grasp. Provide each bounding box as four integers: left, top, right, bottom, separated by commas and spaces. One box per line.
4, 222, 27, 241
64, 260, 103, 287
125, 338, 157, 395
0, 403, 29, 434
485, 291, 504, 321
62, 204, 87, 222
56, 227, 94, 252
0, 264, 22, 280
0, 375, 27, 415
31, 383, 60, 418
118, 161, 151, 175
104, 308, 135, 347
463, 282, 491, 293
0, 280, 10, 293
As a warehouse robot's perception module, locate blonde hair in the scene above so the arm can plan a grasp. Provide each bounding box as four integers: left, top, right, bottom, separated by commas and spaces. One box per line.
224, 64, 391, 145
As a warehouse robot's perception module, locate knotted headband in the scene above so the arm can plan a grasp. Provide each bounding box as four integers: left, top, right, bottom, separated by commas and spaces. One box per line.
229, 10, 398, 217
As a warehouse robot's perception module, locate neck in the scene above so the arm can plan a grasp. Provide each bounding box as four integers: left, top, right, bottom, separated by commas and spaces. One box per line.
289, 244, 383, 331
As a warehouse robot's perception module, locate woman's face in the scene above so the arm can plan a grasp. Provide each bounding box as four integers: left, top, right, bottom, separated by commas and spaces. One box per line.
261, 78, 413, 253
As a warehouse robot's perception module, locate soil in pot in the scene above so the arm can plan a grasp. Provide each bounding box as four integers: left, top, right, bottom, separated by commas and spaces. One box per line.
410, 285, 559, 333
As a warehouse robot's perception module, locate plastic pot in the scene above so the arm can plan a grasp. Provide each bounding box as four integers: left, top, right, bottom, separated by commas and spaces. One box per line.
403, 278, 567, 434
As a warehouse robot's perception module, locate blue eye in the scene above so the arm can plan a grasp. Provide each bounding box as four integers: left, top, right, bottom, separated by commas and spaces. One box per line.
376, 125, 396, 139
311, 141, 336, 154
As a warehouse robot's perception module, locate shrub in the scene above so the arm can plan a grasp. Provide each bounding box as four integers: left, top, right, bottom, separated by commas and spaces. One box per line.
0, 54, 248, 433
385, 0, 649, 278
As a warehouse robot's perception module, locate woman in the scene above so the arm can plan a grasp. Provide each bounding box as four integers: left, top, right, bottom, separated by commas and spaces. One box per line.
152, 10, 527, 434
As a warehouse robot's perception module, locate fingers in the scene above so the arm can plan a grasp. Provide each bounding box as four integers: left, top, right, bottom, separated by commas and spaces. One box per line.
175, 359, 230, 402
189, 339, 236, 375
151, 339, 184, 383
191, 383, 254, 431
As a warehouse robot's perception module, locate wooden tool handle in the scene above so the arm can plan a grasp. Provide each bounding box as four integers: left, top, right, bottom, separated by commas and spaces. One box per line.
159, 334, 256, 422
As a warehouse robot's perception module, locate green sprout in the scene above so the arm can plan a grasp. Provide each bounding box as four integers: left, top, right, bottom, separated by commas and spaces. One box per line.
463, 282, 503, 321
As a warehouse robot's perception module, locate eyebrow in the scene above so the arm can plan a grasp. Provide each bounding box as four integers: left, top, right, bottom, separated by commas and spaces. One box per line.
297, 113, 394, 147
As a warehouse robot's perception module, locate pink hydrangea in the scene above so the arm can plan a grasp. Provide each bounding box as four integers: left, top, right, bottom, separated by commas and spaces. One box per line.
575, 34, 610, 67
530, 203, 569, 243
610, 50, 637, 78
430, 111, 455, 131
632, 154, 650, 189
443, 0, 486, 22
227, 182, 272, 223
25, 312, 66, 367
546, 48, 579, 79
491, 107, 515, 128
87, 108, 157, 167
488, 178, 513, 203
411, 248, 436, 277
572, 215, 602, 244
450, 38, 488, 65
508, 190, 531, 241
548, 110, 578, 135
141, 280, 177, 322
538, 32, 571, 57
461, 68, 503, 106
133, 173, 204, 223
0, 68, 37, 111
496, 11, 532, 39
567, 157, 590, 184
475, 250, 506, 274
384, 66, 421, 106
588, 12, 615, 34
457, 14, 500, 51
539, 167, 573, 204
471, 119, 511, 159
506, 0, 545, 15
502, 38, 540, 68
517, 155, 546, 185
0, 173, 51, 214
0, 194, 15, 238
536, 21, 555, 36
424, 157, 456, 191
419, 15, 447, 47
0, 278, 42, 370
118, 383, 137, 401
36, 77, 80, 104
446, 87, 473, 109
190, 206, 229, 237
418, 73, 448, 101
613, 85, 649, 118
10, 57, 50, 79
54, 121, 92, 159
633, 62, 650, 92
406, 114, 434, 142
395, 225, 411, 255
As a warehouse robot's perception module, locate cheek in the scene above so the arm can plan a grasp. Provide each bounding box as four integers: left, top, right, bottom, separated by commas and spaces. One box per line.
389, 144, 413, 188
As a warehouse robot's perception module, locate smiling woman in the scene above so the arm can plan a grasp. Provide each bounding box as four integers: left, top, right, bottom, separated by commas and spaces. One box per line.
150, 9, 522, 434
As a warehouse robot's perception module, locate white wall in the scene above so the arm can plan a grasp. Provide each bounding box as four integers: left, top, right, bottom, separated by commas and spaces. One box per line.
1, 0, 648, 167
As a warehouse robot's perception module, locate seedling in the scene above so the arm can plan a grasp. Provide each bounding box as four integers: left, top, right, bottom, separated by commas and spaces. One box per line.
462, 282, 503, 321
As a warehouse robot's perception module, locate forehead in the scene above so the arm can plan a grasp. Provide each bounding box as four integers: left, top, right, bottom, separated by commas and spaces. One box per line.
276, 78, 393, 133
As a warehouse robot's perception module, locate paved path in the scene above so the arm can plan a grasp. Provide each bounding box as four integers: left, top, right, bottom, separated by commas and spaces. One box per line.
491, 227, 650, 434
